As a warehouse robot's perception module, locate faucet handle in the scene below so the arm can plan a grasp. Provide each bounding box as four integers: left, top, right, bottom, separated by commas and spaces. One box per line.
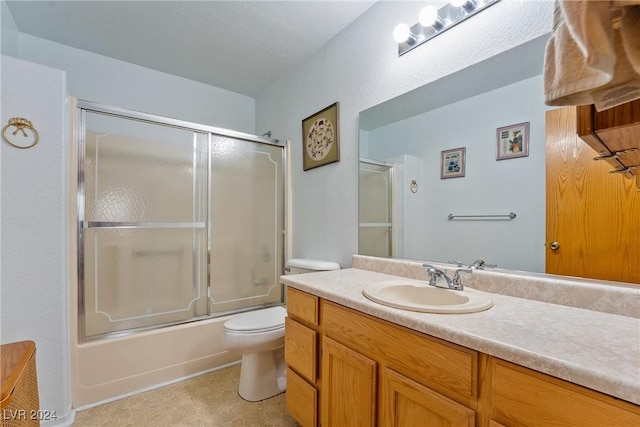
422, 264, 446, 287
452, 268, 473, 290
469, 259, 497, 269
422, 264, 440, 275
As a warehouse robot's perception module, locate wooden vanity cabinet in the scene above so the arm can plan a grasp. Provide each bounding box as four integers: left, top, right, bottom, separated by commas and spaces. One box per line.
322, 300, 477, 427
487, 358, 640, 427
284, 288, 640, 427
284, 288, 320, 427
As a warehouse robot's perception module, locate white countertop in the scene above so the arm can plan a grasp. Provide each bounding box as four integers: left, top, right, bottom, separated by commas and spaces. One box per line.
281, 267, 640, 405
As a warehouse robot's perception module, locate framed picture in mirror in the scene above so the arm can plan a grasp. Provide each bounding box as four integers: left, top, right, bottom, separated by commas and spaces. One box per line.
496, 122, 529, 160
440, 147, 466, 179
302, 102, 340, 171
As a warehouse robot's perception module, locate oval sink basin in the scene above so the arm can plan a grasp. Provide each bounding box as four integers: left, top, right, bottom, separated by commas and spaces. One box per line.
362, 280, 493, 314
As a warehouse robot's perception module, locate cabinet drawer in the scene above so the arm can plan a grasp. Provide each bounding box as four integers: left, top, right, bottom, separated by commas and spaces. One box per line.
491, 358, 640, 426
286, 369, 317, 427
284, 317, 317, 382
322, 301, 478, 406
287, 288, 319, 325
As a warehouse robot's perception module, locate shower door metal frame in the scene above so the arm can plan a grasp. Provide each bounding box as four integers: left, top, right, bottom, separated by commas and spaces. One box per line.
76, 100, 286, 342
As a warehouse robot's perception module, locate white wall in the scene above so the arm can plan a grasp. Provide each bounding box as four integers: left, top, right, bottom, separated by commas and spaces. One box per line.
1, 55, 71, 425
1, 1, 18, 56
17, 33, 256, 133
256, 0, 553, 268
365, 75, 549, 272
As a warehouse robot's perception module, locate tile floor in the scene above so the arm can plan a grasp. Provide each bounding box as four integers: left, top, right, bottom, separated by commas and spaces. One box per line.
72, 364, 300, 426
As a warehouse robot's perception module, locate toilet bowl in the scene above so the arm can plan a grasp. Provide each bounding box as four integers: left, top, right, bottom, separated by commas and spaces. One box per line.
224, 306, 287, 401
224, 259, 340, 402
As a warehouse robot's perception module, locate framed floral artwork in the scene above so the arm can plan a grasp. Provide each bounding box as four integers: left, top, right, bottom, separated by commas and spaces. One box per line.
302, 102, 340, 171
496, 122, 529, 160
441, 147, 466, 179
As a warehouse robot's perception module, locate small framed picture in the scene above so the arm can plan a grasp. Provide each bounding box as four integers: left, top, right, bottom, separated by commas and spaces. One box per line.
496, 122, 529, 160
440, 147, 466, 179
302, 102, 340, 171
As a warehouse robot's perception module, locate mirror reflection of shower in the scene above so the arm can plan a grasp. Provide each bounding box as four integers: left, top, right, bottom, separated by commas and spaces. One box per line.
359, 155, 426, 259
359, 159, 394, 257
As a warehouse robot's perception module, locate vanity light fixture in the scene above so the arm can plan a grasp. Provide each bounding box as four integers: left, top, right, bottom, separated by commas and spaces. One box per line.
394, 0, 501, 56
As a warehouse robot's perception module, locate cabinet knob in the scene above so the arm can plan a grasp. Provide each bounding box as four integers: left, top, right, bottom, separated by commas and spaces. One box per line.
549, 241, 560, 251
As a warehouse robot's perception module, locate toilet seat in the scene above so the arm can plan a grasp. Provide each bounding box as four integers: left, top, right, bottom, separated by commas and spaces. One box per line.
224, 306, 286, 334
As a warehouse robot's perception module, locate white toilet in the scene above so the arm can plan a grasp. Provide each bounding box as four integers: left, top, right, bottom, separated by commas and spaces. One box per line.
223, 258, 341, 401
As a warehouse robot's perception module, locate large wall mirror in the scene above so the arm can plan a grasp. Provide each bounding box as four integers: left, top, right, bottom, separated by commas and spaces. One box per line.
358, 34, 639, 284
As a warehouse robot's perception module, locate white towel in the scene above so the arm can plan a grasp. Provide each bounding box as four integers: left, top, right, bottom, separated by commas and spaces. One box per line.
544, 0, 640, 111
619, 3, 640, 73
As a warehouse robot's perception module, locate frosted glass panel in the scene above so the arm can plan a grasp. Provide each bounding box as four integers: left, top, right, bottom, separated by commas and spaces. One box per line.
84, 112, 208, 223
359, 163, 392, 223
359, 162, 392, 257
208, 137, 284, 312
359, 227, 391, 258
83, 228, 208, 337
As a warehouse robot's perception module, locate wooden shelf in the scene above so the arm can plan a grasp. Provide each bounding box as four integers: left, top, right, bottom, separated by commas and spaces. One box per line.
577, 100, 640, 188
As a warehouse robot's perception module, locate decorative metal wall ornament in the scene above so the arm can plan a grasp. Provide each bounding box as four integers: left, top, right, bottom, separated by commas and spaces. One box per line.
2, 117, 40, 149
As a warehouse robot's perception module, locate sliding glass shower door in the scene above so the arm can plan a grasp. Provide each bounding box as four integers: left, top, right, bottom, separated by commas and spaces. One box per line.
208, 136, 284, 313
78, 102, 284, 340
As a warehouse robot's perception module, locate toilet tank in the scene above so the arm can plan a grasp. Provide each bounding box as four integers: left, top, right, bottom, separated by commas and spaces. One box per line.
285, 258, 341, 275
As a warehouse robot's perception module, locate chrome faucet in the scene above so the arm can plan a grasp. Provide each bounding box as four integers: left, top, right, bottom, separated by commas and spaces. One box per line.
469, 259, 486, 269
422, 264, 473, 290
450, 259, 497, 270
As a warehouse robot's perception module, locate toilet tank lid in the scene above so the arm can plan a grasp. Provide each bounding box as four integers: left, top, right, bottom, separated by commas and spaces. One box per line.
286, 259, 341, 271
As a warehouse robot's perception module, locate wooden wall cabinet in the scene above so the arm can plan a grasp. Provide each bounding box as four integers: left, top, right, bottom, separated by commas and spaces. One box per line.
284, 289, 640, 427
576, 100, 640, 188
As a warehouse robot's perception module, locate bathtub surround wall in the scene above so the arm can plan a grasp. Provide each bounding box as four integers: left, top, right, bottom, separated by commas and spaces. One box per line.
255, 1, 553, 268
1, 56, 72, 425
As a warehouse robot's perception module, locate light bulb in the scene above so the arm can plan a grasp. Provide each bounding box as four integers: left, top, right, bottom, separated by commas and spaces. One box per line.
450, 0, 477, 12
419, 5, 439, 26
393, 23, 411, 43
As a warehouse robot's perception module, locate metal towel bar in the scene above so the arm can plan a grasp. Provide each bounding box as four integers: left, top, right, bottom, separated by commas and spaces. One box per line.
448, 212, 516, 220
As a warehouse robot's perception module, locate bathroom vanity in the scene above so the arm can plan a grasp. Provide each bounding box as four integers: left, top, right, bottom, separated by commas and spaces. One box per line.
282, 256, 640, 427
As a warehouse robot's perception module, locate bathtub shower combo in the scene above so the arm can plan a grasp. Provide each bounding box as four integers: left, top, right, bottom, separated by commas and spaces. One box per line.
77, 101, 285, 339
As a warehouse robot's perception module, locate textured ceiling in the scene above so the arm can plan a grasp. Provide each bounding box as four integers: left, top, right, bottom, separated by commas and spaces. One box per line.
6, 1, 376, 97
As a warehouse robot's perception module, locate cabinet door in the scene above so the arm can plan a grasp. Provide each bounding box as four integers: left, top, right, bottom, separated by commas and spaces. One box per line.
321, 336, 377, 427
286, 368, 317, 427
381, 368, 474, 427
